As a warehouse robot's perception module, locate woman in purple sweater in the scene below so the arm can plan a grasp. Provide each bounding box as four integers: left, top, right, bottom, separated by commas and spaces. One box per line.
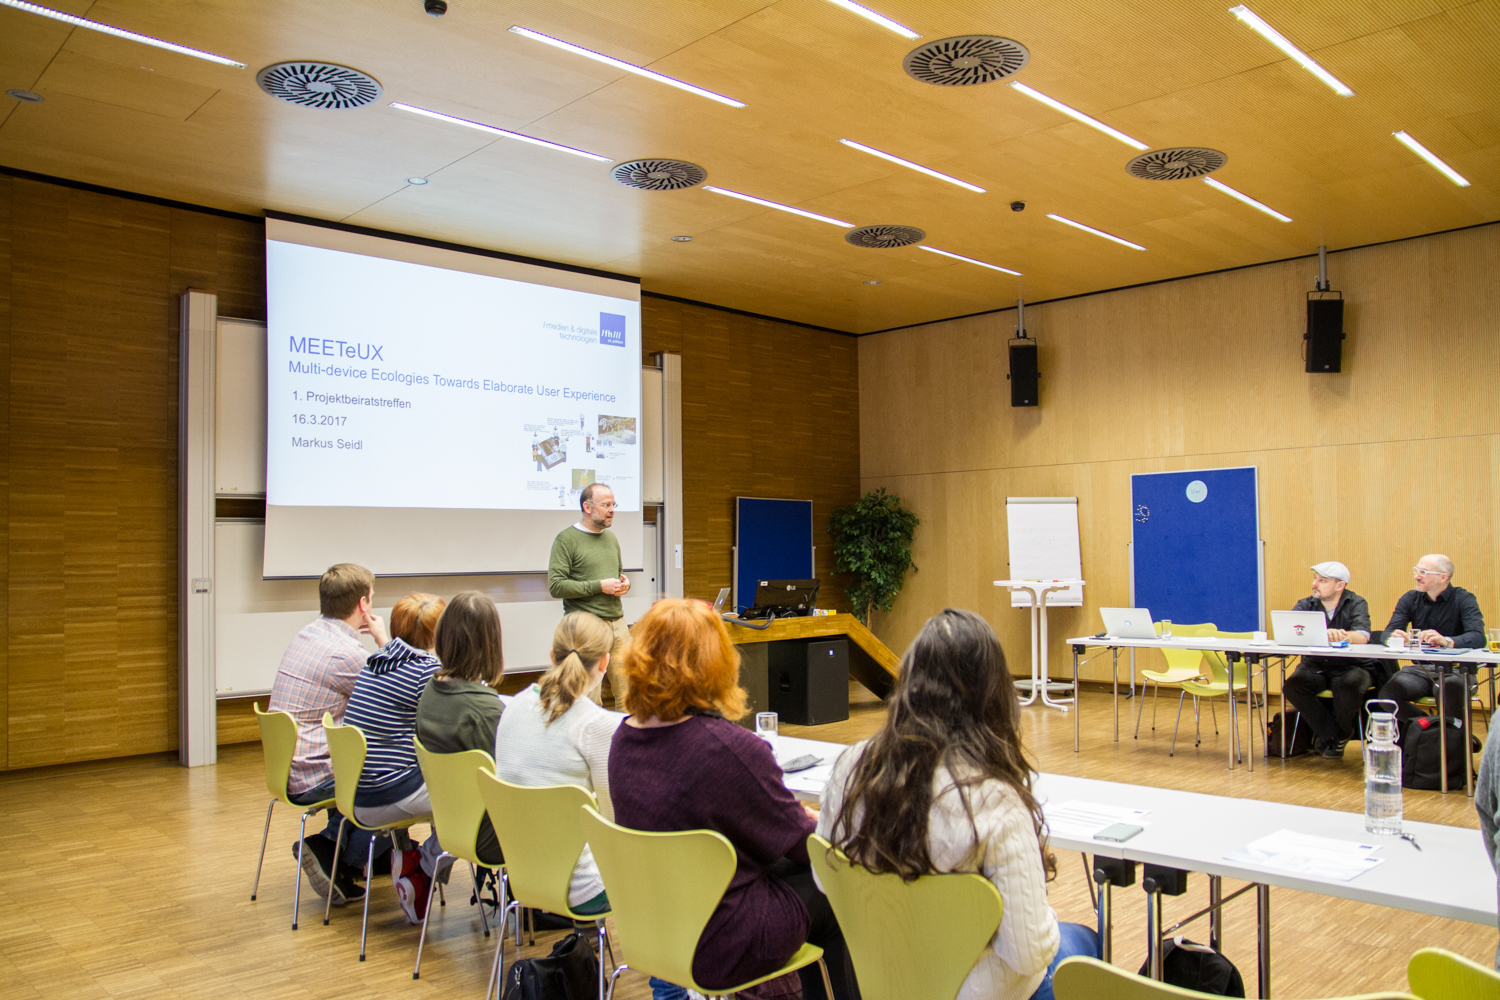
610, 599, 858, 1000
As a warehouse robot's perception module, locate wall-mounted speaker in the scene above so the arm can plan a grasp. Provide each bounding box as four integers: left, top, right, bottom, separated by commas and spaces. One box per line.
1305, 294, 1344, 373
1009, 338, 1038, 406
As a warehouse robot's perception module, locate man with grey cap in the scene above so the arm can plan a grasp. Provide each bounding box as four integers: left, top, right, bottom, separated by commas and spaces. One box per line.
1282, 561, 1388, 758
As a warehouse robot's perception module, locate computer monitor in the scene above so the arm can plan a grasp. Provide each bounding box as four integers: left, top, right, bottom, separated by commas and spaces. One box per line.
742, 579, 820, 619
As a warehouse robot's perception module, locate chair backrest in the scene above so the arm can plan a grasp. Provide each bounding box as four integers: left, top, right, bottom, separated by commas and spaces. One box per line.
414, 736, 496, 867
1204, 630, 1255, 684
1052, 956, 1419, 1000
1155, 622, 1217, 673
1408, 947, 1500, 1000
806, 833, 1002, 1000
323, 712, 368, 820
254, 703, 299, 803
477, 771, 598, 916
580, 804, 736, 991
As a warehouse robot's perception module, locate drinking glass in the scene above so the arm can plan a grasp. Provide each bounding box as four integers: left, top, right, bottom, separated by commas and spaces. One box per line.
1488, 628, 1500, 653
1408, 623, 1423, 652
755, 712, 779, 752
1160, 619, 1173, 639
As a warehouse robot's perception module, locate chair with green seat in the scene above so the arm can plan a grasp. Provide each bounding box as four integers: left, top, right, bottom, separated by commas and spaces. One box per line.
1051, 955, 1418, 1000
1134, 622, 1218, 743
580, 804, 836, 1000
1171, 630, 1255, 758
477, 772, 615, 1000
1407, 946, 1500, 999
323, 712, 435, 961
805, 833, 1000, 1000
411, 737, 504, 981
252, 703, 337, 930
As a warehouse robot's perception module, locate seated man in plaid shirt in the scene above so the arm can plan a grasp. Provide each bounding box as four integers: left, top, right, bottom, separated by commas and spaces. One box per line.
268, 562, 390, 905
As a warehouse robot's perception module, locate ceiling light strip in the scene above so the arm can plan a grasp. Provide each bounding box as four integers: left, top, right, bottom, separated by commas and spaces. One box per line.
1202, 177, 1292, 221
919, 246, 1021, 275
509, 26, 745, 108
1009, 81, 1147, 150
702, 186, 854, 227
1047, 213, 1147, 250
823, 0, 920, 40
1228, 5, 1354, 97
1392, 131, 1470, 187
0, 0, 245, 67
838, 139, 984, 192
389, 103, 612, 162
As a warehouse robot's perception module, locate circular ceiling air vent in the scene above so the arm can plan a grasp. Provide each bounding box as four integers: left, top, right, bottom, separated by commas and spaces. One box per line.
256, 62, 382, 110
609, 159, 707, 191
1126, 147, 1228, 180
845, 225, 926, 249
903, 36, 1030, 87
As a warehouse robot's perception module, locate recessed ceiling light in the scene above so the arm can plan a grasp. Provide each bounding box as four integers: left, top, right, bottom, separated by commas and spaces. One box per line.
823, 0, 919, 40
1229, 6, 1354, 97
1202, 177, 1291, 221
702, 186, 854, 227
1046, 213, 1147, 251
389, 103, 611, 162
838, 139, 985, 193
406, 176, 430, 185
919, 246, 1022, 275
509, 26, 745, 108
1392, 131, 1470, 187
671, 235, 694, 242
0, 0, 245, 68
864, 279, 883, 285
1009, 81, 1147, 150
6, 88, 43, 103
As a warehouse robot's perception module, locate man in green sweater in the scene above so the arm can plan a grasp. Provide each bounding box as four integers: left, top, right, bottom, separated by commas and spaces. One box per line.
548, 483, 631, 706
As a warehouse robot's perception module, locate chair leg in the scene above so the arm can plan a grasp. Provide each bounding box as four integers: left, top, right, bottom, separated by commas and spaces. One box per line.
1193, 696, 1202, 748
814, 958, 835, 1000
359, 837, 376, 961
1152, 682, 1161, 731
1170, 691, 1186, 756
413, 855, 443, 979
252, 799, 275, 901
1209, 697, 1219, 735
604, 964, 631, 1000
290, 809, 310, 930
471, 863, 490, 938
489, 899, 521, 1000
596, 921, 608, 1000
1134, 680, 1151, 738
325, 815, 348, 926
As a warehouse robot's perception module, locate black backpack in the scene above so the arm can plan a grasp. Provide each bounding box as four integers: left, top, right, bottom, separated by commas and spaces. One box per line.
1138, 938, 1246, 996
1401, 716, 1470, 790
1266, 712, 1314, 758
501, 932, 599, 1000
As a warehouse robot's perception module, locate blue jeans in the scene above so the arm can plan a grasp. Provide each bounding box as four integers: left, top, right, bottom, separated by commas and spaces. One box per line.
649, 978, 687, 1000
288, 776, 387, 869
1030, 922, 1099, 1000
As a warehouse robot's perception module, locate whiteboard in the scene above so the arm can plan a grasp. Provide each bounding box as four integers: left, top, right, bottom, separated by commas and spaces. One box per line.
1004, 498, 1083, 607
216, 319, 268, 495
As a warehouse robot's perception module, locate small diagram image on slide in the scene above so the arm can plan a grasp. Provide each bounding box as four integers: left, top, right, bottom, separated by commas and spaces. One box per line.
571, 469, 596, 490
598, 415, 637, 445
534, 434, 566, 470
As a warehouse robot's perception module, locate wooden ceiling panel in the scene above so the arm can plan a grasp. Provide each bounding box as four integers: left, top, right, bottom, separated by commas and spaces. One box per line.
32, 50, 219, 120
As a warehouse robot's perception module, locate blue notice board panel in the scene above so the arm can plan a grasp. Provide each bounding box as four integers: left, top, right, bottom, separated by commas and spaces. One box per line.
736, 498, 814, 611
1131, 467, 1262, 632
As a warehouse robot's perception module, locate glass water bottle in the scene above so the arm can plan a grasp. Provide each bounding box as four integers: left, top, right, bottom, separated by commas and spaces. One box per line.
1364, 699, 1402, 836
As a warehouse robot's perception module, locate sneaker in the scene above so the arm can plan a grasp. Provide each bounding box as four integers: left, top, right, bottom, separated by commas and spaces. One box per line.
391, 848, 422, 885
296, 836, 343, 906
395, 869, 432, 926
333, 866, 366, 905
1321, 738, 1349, 759
1312, 737, 1332, 756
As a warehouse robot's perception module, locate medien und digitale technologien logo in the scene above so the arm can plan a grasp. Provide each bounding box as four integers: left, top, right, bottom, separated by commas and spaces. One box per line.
599, 313, 626, 347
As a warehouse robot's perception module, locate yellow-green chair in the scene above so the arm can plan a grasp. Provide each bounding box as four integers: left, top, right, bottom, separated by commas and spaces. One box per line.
252, 703, 337, 929
1051, 955, 1418, 1000
1169, 630, 1255, 758
806, 833, 1000, 1000
1134, 623, 1218, 741
323, 712, 434, 960
411, 737, 503, 980
1408, 946, 1500, 999
580, 805, 835, 1000
478, 773, 615, 1000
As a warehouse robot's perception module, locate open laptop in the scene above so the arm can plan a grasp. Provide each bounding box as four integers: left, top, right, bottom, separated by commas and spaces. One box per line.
1100, 607, 1158, 640
1271, 609, 1330, 646
711, 587, 731, 612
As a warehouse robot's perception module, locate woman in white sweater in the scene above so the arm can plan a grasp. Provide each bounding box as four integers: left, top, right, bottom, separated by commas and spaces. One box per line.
492, 612, 622, 916
816, 608, 1096, 1000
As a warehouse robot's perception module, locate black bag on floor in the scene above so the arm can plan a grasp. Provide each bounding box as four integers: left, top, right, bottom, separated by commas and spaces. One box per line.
1139, 937, 1246, 996
501, 931, 598, 1000
1266, 711, 1314, 758
1401, 716, 1470, 790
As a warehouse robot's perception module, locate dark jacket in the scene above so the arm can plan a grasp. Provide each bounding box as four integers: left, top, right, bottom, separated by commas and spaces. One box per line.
1293, 590, 1388, 683
1385, 585, 1487, 648
416, 677, 505, 865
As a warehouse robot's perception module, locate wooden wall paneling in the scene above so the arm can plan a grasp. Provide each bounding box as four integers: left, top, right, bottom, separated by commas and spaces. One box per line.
0, 177, 10, 769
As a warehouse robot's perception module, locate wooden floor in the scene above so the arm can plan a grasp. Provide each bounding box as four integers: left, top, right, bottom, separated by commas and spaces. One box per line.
2, 682, 1493, 999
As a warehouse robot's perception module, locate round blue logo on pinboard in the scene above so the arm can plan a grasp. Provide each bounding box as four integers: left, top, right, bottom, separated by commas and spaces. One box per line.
1185, 480, 1208, 503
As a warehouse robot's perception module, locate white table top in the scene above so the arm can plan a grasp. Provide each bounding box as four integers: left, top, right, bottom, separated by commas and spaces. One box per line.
1067, 633, 1500, 668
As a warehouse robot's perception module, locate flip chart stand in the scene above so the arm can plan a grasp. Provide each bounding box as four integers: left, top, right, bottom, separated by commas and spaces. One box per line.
994, 579, 1084, 711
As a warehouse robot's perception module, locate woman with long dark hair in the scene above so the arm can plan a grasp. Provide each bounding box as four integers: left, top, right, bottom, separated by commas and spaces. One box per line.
816, 608, 1096, 1000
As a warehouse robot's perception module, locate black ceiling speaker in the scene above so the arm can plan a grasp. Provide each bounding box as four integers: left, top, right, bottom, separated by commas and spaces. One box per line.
1305, 246, 1345, 373
1008, 298, 1038, 406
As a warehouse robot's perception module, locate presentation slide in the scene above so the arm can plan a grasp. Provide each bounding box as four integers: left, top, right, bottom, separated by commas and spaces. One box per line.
262, 219, 643, 578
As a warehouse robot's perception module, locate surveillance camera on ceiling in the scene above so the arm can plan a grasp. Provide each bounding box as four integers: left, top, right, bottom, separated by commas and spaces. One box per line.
1010, 201, 1026, 212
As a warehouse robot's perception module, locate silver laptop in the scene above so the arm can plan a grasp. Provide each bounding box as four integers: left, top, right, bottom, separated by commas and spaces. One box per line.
712, 587, 731, 612
1271, 609, 1329, 646
1100, 607, 1157, 640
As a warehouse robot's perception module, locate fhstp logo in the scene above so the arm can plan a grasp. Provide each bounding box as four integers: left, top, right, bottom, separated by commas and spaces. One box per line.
599, 313, 626, 347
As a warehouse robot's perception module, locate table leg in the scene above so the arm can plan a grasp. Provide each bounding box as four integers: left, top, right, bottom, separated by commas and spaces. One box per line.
1096, 880, 1112, 963
1438, 664, 1449, 794
1256, 883, 1270, 999
1039, 595, 1072, 710
1073, 645, 1081, 753
1147, 888, 1163, 981
1465, 668, 1475, 797
1209, 875, 1222, 952
1245, 655, 1254, 774
1020, 603, 1040, 706
1228, 652, 1239, 771
1113, 647, 1120, 742
1280, 661, 1287, 759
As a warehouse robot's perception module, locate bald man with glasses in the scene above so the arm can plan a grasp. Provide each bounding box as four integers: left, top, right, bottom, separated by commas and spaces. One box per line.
1379, 554, 1487, 723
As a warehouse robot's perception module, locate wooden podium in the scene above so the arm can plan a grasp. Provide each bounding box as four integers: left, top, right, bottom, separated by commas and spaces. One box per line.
723, 613, 899, 722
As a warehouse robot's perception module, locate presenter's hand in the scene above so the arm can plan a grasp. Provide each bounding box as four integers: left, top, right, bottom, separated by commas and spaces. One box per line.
600, 578, 624, 596
616, 574, 631, 597
362, 612, 389, 647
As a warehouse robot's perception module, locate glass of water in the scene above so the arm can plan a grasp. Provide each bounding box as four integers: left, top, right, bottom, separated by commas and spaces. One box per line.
1160, 620, 1173, 639
755, 712, 779, 752
1488, 628, 1500, 652
1408, 623, 1423, 652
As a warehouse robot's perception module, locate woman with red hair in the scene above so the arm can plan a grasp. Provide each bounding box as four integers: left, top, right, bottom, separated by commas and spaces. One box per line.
609, 599, 858, 1000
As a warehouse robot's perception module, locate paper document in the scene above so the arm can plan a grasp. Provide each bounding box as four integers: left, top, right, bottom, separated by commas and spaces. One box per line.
780, 757, 835, 798
1224, 829, 1384, 881
1044, 800, 1151, 840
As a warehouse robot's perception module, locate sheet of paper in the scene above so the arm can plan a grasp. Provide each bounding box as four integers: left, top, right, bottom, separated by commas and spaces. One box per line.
780, 759, 835, 798
1224, 828, 1384, 881
1044, 800, 1151, 839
